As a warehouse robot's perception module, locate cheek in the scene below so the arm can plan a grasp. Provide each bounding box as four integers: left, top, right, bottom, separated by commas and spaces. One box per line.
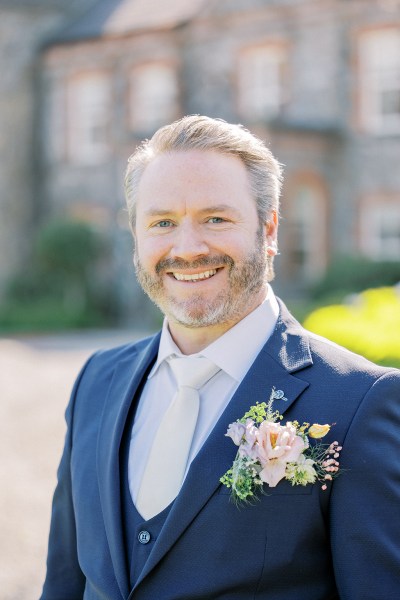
136, 237, 168, 267
209, 232, 253, 256
222, 241, 258, 262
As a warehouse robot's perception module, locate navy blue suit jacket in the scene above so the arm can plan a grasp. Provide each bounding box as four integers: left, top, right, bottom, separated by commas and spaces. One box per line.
41, 301, 400, 599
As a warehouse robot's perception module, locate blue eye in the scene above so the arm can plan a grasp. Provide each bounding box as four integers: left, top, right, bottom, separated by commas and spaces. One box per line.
155, 220, 173, 228
208, 217, 225, 224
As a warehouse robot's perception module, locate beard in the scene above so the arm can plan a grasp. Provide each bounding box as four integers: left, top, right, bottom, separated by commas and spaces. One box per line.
134, 232, 273, 329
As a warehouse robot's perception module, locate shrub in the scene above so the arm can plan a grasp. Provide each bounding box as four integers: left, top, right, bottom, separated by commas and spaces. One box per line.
36, 219, 102, 277
0, 219, 116, 332
0, 299, 106, 332
311, 256, 400, 300
303, 286, 400, 368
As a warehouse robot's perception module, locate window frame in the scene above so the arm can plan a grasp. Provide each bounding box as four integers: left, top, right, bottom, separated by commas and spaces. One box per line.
359, 194, 400, 261
356, 26, 400, 135
66, 70, 112, 166
236, 41, 289, 122
128, 61, 179, 134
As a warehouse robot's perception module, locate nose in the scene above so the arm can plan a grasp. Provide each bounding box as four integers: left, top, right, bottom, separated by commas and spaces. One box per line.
170, 220, 209, 260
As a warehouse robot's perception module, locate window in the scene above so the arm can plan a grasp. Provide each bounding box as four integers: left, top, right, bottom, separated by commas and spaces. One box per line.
129, 63, 178, 133
360, 196, 400, 260
358, 28, 400, 134
282, 178, 328, 282
237, 44, 287, 121
67, 72, 111, 165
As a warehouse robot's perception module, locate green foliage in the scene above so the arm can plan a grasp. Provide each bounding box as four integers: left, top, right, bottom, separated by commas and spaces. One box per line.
0, 219, 116, 332
241, 403, 268, 424
0, 300, 106, 332
220, 455, 261, 503
36, 219, 102, 276
311, 256, 400, 300
303, 287, 400, 368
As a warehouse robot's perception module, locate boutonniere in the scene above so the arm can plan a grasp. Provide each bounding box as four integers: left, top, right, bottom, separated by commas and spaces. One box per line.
220, 388, 342, 504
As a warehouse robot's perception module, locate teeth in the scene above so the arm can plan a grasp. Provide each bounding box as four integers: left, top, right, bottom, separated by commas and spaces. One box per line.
173, 269, 217, 281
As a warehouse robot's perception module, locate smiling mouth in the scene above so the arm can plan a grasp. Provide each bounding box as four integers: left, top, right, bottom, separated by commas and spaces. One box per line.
171, 269, 218, 282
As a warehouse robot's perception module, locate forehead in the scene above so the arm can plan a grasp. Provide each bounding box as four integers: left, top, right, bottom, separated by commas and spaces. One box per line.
136, 149, 253, 211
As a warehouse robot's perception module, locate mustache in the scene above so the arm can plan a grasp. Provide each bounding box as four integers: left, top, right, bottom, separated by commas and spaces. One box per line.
155, 255, 234, 274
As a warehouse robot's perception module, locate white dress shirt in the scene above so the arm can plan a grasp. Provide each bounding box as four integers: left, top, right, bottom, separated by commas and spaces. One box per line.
128, 285, 280, 504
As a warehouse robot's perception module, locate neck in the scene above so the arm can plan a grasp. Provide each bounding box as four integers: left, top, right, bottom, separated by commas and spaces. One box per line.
167, 321, 234, 355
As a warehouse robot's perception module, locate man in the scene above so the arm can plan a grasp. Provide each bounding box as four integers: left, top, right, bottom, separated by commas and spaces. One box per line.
41, 116, 400, 600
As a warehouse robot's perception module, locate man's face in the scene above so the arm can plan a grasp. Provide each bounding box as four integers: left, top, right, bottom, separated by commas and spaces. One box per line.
134, 149, 276, 330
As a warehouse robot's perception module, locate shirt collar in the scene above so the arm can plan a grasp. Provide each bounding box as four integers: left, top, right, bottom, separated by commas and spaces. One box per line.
149, 284, 280, 382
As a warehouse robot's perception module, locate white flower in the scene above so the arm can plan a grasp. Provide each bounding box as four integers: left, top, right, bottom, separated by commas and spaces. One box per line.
286, 455, 317, 486
225, 421, 246, 446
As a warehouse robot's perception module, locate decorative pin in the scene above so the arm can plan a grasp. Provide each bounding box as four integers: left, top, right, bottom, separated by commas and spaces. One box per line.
272, 389, 287, 402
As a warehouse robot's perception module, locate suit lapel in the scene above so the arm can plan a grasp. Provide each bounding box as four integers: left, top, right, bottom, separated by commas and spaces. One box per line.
96, 333, 160, 600
135, 302, 313, 588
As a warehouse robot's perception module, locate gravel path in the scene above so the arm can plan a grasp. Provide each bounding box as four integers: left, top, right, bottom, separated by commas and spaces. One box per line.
0, 330, 151, 600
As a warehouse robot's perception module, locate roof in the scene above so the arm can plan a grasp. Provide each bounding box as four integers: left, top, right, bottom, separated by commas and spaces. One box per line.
0, 0, 91, 11
55, 0, 208, 43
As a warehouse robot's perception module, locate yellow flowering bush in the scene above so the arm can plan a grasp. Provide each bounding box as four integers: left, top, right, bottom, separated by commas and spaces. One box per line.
303, 287, 400, 368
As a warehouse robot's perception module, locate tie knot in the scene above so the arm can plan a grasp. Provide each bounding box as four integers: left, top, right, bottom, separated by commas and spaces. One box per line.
168, 356, 220, 390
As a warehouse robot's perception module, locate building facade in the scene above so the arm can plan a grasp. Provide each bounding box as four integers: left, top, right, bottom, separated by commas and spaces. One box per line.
0, 0, 97, 298
2, 0, 400, 319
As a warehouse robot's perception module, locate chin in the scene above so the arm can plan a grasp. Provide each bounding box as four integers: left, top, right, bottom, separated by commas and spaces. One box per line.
163, 294, 246, 329
165, 307, 218, 329
157, 298, 216, 327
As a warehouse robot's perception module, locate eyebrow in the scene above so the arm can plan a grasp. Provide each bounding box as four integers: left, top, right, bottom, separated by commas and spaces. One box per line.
143, 209, 174, 217
198, 204, 240, 215
143, 204, 242, 217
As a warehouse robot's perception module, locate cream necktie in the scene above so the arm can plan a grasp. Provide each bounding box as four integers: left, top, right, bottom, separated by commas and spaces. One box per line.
136, 356, 220, 520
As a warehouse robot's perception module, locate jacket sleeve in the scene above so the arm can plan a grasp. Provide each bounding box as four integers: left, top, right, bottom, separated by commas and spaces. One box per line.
39, 355, 97, 600
330, 369, 400, 599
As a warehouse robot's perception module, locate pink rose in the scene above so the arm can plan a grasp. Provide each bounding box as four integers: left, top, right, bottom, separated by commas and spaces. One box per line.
256, 421, 307, 487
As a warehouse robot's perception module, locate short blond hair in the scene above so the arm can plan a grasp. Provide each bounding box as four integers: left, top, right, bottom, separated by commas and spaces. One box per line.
125, 115, 283, 227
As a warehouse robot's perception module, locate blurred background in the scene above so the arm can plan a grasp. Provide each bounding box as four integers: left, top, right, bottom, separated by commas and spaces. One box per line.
1, 0, 399, 598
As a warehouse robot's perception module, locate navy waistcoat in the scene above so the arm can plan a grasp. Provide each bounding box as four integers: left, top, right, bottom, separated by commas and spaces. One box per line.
120, 371, 173, 591
121, 461, 173, 589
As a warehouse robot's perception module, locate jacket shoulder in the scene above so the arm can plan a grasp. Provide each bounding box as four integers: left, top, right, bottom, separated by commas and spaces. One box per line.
276, 297, 398, 380
75, 331, 161, 382
305, 328, 398, 379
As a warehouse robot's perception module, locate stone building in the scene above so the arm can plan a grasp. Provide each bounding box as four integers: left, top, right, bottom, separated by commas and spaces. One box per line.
0, 0, 96, 298
2, 0, 400, 319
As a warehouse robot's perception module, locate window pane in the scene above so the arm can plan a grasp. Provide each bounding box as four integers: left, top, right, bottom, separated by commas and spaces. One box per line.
285, 183, 327, 281
67, 72, 111, 165
129, 64, 178, 132
238, 45, 286, 120
359, 29, 400, 133
360, 200, 400, 260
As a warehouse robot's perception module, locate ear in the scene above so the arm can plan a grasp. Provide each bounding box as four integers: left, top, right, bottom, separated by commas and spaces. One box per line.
264, 210, 279, 256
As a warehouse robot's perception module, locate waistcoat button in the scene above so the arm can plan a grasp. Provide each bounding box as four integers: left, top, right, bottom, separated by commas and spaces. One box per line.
138, 530, 151, 544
